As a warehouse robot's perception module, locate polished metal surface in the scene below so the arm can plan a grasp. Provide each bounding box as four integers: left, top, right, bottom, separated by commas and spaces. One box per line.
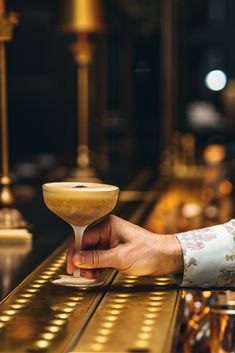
74, 274, 180, 353
0, 174, 181, 353
0, 8, 30, 232
210, 305, 235, 353
0, 238, 116, 353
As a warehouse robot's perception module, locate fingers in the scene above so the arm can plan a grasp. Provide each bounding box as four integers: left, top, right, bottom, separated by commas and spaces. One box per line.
73, 248, 119, 269
82, 215, 113, 249
80, 269, 102, 280
66, 244, 75, 274
67, 246, 103, 278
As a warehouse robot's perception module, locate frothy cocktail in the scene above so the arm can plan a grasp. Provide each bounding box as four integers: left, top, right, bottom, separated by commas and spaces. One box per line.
42, 182, 119, 287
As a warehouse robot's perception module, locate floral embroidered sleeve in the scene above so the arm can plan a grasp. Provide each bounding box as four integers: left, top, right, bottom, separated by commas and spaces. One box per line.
176, 219, 235, 288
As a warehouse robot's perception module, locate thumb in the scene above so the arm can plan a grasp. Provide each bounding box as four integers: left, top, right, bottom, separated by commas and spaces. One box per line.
73, 248, 118, 269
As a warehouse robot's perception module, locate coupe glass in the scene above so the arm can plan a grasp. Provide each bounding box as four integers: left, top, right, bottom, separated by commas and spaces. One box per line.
42, 182, 119, 287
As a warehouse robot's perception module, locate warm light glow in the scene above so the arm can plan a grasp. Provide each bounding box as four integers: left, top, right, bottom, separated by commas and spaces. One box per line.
21, 293, 33, 298
113, 298, 127, 303
45, 326, 60, 333
98, 328, 111, 336
182, 203, 201, 218
3, 310, 16, 315
68, 296, 84, 301
116, 293, 130, 298
108, 310, 120, 316
138, 333, 151, 340
205, 70, 227, 91
134, 340, 148, 349
16, 298, 27, 303
108, 304, 124, 309
50, 319, 66, 326
148, 302, 162, 307
0, 316, 10, 322
144, 313, 158, 319
125, 279, 136, 283
31, 284, 42, 288
35, 279, 47, 284
94, 336, 108, 344
147, 307, 160, 313
149, 296, 164, 301
34, 340, 49, 349
90, 343, 104, 351
101, 322, 114, 329
105, 316, 118, 322
149, 292, 166, 297
26, 288, 38, 293
54, 313, 69, 319
59, 0, 105, 33
122, 284, 134, 288
140, 326, 153, 333
43, 271, 55, 275
143, 319, 155, 326
219, 180, 233, 195
40, 332, 55, 340
11, 304, 24, 309
203, 144, 226, 164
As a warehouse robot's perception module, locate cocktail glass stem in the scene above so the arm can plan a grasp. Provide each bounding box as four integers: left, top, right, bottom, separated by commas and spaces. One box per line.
71, 225, 87, 278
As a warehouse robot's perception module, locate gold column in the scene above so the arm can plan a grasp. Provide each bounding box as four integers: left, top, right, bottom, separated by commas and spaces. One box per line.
59, 0, 105, 181
0, 11, 17, 208
71, 33, 95, 179
0, 5, 31, 239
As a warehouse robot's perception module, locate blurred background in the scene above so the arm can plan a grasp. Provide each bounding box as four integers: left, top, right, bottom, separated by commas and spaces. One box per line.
4, 0, 234, 185
1, 4, 235, 350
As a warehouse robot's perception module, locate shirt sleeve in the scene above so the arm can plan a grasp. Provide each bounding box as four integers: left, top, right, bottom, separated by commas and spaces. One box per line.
175, 219, 235, 288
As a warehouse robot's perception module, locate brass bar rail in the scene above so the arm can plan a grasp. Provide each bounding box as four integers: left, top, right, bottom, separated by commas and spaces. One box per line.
0, 173, 181, 353
73, 274, 181, 353
0, 238, 117, 353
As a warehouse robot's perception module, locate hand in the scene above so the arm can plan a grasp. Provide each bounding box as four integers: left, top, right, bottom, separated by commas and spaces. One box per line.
66, 215, 183, 278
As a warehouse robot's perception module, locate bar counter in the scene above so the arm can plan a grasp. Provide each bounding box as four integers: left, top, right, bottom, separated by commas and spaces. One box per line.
0, 171, 182, 353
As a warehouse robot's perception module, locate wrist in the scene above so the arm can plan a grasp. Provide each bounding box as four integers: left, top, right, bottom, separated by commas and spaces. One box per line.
167, 234, 184, 274
157, 234, 184, 275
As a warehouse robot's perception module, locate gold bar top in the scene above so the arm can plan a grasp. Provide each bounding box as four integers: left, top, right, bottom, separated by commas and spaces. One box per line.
0, 238, 116, 353
0, 237, 180, 353
74, 274, 181, 353
0, 179, 181, 353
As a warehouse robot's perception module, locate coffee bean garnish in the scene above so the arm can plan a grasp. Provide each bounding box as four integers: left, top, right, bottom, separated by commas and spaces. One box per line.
72, 185, 87, 188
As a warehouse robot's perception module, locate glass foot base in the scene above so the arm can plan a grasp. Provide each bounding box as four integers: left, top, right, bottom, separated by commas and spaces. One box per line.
51, 275, 103, 287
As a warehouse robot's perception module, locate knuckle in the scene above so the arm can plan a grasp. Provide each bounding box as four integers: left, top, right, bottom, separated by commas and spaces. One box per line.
91, 250, 100, 267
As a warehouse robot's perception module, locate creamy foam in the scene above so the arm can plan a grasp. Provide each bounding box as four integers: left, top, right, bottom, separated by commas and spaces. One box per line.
42, 182, 119, 226
43, 182, 118, 192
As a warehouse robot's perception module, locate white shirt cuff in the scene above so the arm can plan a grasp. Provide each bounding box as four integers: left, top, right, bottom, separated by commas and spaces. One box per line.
176, 219, 235, 288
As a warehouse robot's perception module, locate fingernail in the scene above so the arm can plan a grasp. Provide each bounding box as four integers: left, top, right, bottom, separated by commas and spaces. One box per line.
73, 252, 85, 266
67, 265, 74, 275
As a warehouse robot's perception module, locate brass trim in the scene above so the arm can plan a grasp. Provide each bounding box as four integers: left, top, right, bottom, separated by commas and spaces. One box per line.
0, 172, 181, 352
72, 274, 181, 353
0, 237, 117, 353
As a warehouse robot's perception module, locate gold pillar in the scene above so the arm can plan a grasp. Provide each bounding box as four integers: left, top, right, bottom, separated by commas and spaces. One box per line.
0, 12, 17, 208
71, 33, 94, 179
59, 0, 105, 181
0, 6, 31, 239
